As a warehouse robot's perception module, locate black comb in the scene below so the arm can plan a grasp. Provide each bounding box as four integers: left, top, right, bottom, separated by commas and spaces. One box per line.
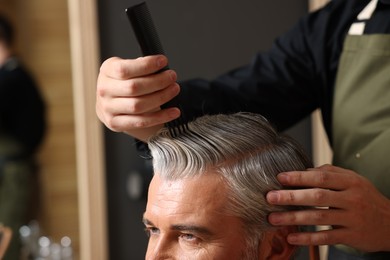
126, 2, 188, 137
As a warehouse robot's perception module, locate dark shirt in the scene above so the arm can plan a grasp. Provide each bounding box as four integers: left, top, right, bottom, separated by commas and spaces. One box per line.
0, 57, 46, 157
177, 0, 390, 145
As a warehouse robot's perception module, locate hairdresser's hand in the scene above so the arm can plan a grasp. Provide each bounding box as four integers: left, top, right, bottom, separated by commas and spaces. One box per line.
266, 164, 390, 252
96, 55, 181, 141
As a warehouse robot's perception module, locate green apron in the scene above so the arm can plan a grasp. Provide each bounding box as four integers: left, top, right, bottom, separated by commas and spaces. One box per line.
332, 0, 390, 257
0, 136, 33, 260
333, 34, 390, 198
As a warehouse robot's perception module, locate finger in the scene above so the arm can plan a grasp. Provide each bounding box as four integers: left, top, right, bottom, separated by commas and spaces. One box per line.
110, 109, 181, 130
121, 70, 177, 97
286, 228, 348, 247
100, 55, 168, 80
98, 69, 177, 98
268, 208, 349, 226
266, 188, 347, 208
105, 83, 180, 115
276, 165, 358, 191
310, 164, 355, 176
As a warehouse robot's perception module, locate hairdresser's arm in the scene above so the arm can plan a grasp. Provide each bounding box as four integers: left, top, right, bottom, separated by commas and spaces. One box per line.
266, 164, 390, 252
96, 55, 181, 141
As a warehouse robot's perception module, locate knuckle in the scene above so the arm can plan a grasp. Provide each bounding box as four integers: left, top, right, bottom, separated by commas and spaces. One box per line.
316, 170, 329, 186
127, 80, 138, 95
313, 189, 327, 203
315, 232, 331, 245
312, 210, 327, 222
292, 172, 304, 185
133, 120, 148, 128
128, 100, 141, 113
111, 60, 128, 79
97, 86, 106, 97
287, 191, 296, 203
99, 58, 112, 73
106, 118, 118, 131
288, 212, 298, 223
290, 171, 308, 186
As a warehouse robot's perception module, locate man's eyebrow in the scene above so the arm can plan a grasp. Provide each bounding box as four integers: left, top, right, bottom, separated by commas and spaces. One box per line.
142, 217, 154, 226
142, 216, 213, 236
171, 224, 213, 236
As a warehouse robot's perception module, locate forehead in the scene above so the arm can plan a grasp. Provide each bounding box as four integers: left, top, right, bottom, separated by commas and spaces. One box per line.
145, 173, 236, 227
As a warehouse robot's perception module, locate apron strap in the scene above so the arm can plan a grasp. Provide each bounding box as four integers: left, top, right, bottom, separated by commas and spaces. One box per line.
348, 0, 378, 35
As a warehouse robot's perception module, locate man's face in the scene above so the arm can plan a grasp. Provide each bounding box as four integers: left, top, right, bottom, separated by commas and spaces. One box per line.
144, 173, 250, 260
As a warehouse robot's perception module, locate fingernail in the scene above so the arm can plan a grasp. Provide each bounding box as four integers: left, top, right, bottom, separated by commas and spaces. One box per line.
267, 191, 280, 204
277, 173, 290, 185
168, 108, 180, 118
268, 213, 282, 225
156, 56, 165, 68
287, 234, 299, 244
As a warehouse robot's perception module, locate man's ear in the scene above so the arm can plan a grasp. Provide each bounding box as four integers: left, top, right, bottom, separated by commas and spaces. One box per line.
257, 226, 297, 260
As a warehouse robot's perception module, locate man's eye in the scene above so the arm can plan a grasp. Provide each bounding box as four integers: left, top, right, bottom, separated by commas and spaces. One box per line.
144, 227, 159, 237
179, 233, 198, 242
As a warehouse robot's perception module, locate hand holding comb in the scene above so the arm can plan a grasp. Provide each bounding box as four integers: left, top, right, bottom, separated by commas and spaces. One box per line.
126, 2, 188, 137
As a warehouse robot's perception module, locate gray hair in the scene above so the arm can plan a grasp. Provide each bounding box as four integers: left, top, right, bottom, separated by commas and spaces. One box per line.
147, 112, 312, 257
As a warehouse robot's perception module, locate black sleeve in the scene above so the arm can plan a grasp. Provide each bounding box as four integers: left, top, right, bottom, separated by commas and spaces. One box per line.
137, 0, 367, 151
175, 0, 353, 132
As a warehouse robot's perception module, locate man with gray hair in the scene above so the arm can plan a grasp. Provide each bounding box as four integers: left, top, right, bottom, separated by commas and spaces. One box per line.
143, 112, 312, 259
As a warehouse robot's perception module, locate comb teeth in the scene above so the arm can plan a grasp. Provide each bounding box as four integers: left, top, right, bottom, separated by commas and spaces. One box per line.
165, 108, 189, 138
126, 2, 188, 138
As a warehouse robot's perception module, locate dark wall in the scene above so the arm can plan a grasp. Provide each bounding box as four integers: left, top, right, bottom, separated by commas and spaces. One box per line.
97, 0, 310, 259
